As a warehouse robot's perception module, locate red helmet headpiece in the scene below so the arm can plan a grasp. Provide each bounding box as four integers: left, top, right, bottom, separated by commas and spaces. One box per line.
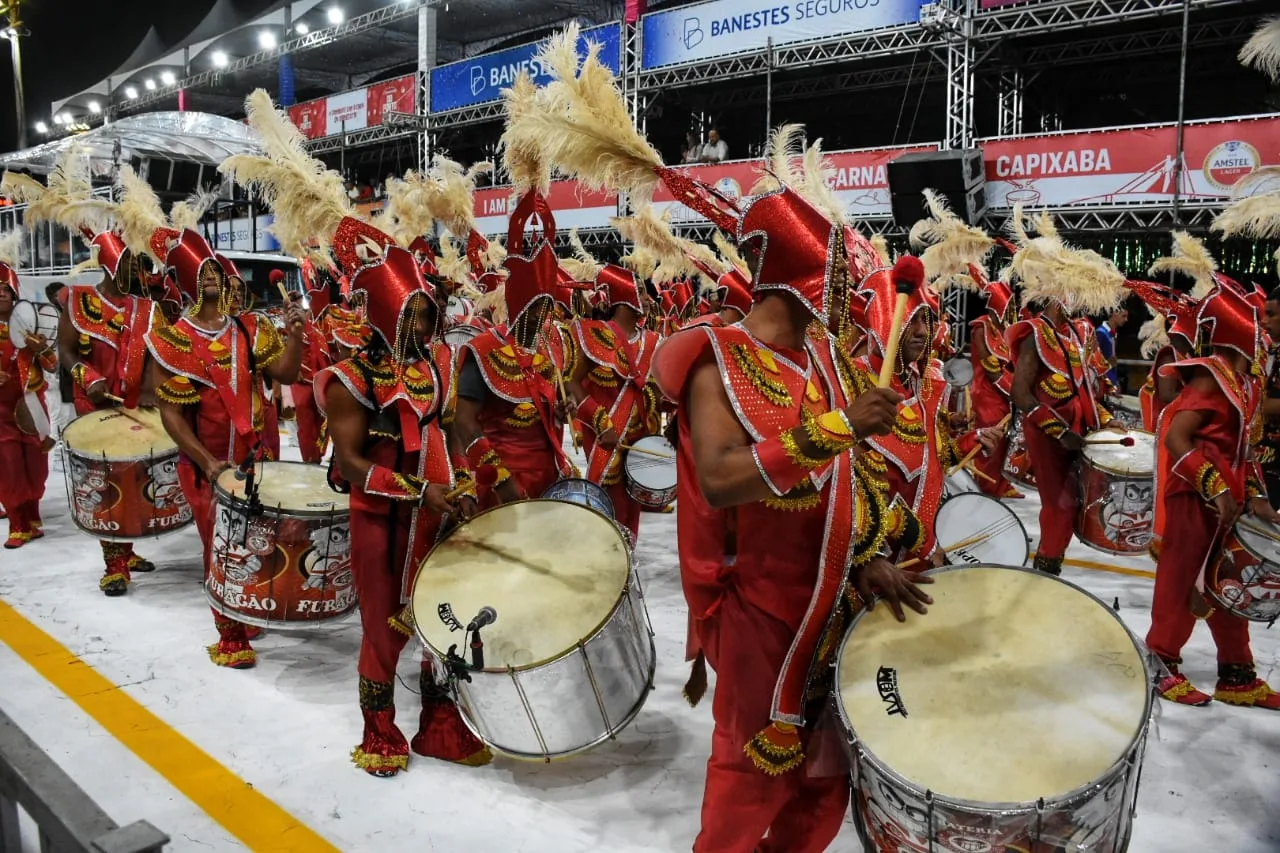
737, 186, 844, 326
408, 235, 438, 277
967, 263, 1015, 319
333, 216, 433, 353
859, 256, 933, 358
162, 229, 224, 306
718, 268, 753, 318
0, 262, 18, 298
595, 264, 643, 314
502, 190, 559, 324
1124, 277, 1202, 349
1198, 283, 1261, 362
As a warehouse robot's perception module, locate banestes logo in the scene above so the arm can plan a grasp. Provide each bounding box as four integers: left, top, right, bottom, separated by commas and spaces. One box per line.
682, 17, 704, 49
469, 66, 486, 97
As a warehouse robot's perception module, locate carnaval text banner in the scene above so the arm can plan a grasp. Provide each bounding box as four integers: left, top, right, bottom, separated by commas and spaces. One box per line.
649, 144, 940, 221
430, 24, 622, 114
979, 114, 1280, 210
472, 182, 621, 237
640, 0, 923, 69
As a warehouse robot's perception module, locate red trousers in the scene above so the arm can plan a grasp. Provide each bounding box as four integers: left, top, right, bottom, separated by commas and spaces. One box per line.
1024, 424, 1079, 559
178, 461, 239, 633
350, 506, 416, 682
605, 480, 641, 542
1146, 493, 1252, 665
292, 382, 324, 464
694, 587, 848, 853
0, 437, 47, 534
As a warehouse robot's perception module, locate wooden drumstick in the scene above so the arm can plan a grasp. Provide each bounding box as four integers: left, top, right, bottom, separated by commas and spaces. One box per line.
1084, 436, 1136, 447
948, 413, 1012, 476
876, 257, 926, 388
443, 480, 475, 503
897, 530, 997, 570
620, 442, 675, 459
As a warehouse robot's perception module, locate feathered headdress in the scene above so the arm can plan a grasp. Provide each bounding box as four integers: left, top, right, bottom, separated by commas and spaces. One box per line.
378, 171, 439, 258
1005, 205, 1126, 314
0, 226, 24, 296
1239, 17, 1280, 82
1138, 311, 1171, 359
561, 228, 603, 282
908, 189, 994, 282
1211, 167, 1280, 264
1147, 231, 1219, 299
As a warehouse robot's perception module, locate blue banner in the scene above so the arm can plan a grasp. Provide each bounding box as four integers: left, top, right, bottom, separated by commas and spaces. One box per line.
641, 0, 922, 70
431, 23, 622, 114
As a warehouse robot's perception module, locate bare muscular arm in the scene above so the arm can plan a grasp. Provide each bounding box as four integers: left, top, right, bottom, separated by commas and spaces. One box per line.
324, 379, 373, 486
1011, 337, 1039, 415
151, 360, 222, 480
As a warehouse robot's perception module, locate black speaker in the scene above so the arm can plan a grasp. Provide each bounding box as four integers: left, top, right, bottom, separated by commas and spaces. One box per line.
887, 149, 987, 227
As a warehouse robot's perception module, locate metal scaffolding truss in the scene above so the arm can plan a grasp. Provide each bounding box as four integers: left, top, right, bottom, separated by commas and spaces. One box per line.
676, 63, 943, 113
306, 123, 422, 154
1003, 13, 1260, 70
116, 1, 432, 116
430, 100, 505, 131
971, 0, 1249, 39
636, 25, 942, 93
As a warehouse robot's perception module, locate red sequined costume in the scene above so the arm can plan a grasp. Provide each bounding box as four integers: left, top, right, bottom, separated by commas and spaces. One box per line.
1147, 283, 1280, 710
956, 267, 1020, 497
1008, 314, 1108, 574
61, 231, 165, 591
146, 231, 286, 668
315, 228, 490, 775
0, 264, 57, 548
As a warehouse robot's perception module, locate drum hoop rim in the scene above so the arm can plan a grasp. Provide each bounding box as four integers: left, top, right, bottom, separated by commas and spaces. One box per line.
541, 477, 617, 518
624, 435, 678, 485
411, 497, 635, 672
212, 459, 350, 516
62, 408, 180, 462
833, 563, 1154, 810
1230, 518, 1280, 565
1080, 429, 1157, 476
936, 491, 1034, 563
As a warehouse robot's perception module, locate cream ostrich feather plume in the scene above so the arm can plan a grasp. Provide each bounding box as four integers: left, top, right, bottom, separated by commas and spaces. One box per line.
869, 234, 892, 266
112, 165, 173, 263
1006, 205, 1125, 314
378, 170, 439, 249
560, 228, 603, 282
909, 189, 994, 282
473, 284, 509, 326
748, 124, 806, 195
436, 236, 473, 284
502, 23, 665, 203
1148, 231, 1217, 299
1138, 312, 1171, 359
500, 71, 551, 197
0, 226, 25, 269
1240, 17, 1280, 81
613, 206, 720, 289
712, 231, 750, 276
5, 147, 112, 237
425, 154, 491, 240
1212, 166, 1280, 245
220, 89, 352, 260
621, 244, 658, 282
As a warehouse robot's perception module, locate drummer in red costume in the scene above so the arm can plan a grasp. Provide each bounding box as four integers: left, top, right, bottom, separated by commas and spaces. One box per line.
0, 237, 58, 548
1006, 210, 1128, 576
1147, 282, 1280, 710
55, 224, 165, 593
278, 268, 331, 463
147, 226, 304, 667
564, 262, 661, 541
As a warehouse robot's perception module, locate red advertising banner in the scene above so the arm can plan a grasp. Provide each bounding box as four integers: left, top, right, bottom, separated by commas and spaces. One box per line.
651, 144, 939, 222
979, 115, 1280, 210
473, 181, 620, 237
285, 74, 419, 141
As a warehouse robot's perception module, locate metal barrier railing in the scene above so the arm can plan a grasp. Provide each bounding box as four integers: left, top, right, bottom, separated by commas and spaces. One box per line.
0, 708, 168, 853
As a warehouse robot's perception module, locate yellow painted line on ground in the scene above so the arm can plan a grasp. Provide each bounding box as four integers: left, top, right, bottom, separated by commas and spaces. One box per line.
0, 598, 339, 853
1064, 557, 1157, 580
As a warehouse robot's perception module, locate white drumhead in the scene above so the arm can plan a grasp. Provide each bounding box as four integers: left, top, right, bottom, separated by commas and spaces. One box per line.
626, 435, 677, 489
943, 467, 979, 498
838, 566, 1149, 804
1083, 430, 1156, 476
413, 500, 630, 669
1235, 516, 1280, 564
444, 324, 480, 346
217, 460, 348, 511
935, 492, 1028, 566
63, 408, 177, 458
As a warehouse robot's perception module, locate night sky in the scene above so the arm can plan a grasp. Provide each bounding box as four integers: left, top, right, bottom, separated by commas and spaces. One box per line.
0, 0, 278, 151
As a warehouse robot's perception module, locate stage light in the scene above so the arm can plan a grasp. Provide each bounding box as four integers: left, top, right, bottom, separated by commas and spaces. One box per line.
295, 22, 309, 35
161, 70, 176, 85
259, 31, 277, 50
327, 7, 344, 24
124, 86, 138, 99
212, 50, 229, 68
88, 101, 101, 114
35, 121, 48, 134
144, 78, 156, 90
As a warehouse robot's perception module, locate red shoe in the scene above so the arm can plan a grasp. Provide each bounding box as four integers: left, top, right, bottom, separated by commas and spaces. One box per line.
3, 531, 29, 549
207, 638, 256, 669
1157, 673, 1212, 706
352, 708, 410, 777
1215, 666, 1280, 710
411, 697, 492, 766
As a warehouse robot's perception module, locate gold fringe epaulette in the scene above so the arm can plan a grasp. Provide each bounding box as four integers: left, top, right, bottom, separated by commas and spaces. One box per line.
350, 746, 409, 773
744, 722, 804, 776
728, 343, 792, 407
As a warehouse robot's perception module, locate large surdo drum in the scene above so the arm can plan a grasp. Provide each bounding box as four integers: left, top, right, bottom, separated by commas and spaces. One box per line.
836, 565, 1152, 853
1075, 430, 1156, 555
412, 499, 655, 760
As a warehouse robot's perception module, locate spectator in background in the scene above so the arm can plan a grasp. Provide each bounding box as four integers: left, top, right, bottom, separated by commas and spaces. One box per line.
699, 128, 727, 163
682, 131, 701, 164
1095, 306, 1128, 391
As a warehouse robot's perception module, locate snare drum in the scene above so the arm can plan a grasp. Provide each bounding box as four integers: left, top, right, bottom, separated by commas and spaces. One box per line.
542, 477, 615, 519
444, 323, 481, 348
1207, 517, 1280, 622
412, 499, 655, 760
61, 408, 193, 540
8, 300, 60, 347
446, 295, 475, 326
942, 466, 980, 498
837, 565, 1152, 853
934, 492, 1029, 567
1076, 430, 1156, 555
623, 435, 677, 509
206, 461, 355, 628
1108, 395, 1143, 430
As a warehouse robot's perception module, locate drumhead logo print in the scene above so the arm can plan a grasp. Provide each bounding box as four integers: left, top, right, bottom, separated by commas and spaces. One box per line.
876, 666, 908, 717
437, 603, 463, 632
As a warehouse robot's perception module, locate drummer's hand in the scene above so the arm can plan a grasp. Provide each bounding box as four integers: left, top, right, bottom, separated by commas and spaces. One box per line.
422, 483, 455, 517
1059, 431, 1084, 452
845, 387, 903, 438
455, 494, 478, 522
555, 400, 574, 425
85, 380, 109, 406
496, 478, 524, 505
977, 429, 1000, 454
1249, 496, 1280, 525
596, 426, 619, 451
23, 332, 49, 353
39, 436, 55, 454
928, 548, 947, 568
948, 412, 971, 432
1212, 491, 1240, 523
204, 460, 232, 483
283, 304, 308, 332
856, 557, 933, 622
1104, 420, 1128, 434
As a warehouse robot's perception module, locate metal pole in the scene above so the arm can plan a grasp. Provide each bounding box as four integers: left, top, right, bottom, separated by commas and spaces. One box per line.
1171, 0, 1190, 224
9, 30, 26, 149
764, 37, 773, 138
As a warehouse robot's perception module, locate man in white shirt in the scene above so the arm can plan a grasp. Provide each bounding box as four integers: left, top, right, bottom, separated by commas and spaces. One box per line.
699, 128, 728, 163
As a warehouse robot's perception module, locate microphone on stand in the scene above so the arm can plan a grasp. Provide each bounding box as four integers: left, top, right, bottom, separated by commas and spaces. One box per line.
467, 607, 497, 670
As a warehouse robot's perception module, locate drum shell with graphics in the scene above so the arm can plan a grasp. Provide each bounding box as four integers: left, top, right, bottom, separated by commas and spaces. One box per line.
1003, 417, 1036, 488
1074, 430, 1156, 555
206, 461, 355, 628
1208, 520, 1280, 622
623, 435, 677, 509
836, 566, 1152, 853
61, 408, 193, 541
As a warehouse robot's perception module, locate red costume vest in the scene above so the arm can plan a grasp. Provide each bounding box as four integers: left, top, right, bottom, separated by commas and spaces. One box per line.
1008, 315, 1102, 434
67, 285, 159, 410
572, 319, 661, 483
0, 320, 52, 444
